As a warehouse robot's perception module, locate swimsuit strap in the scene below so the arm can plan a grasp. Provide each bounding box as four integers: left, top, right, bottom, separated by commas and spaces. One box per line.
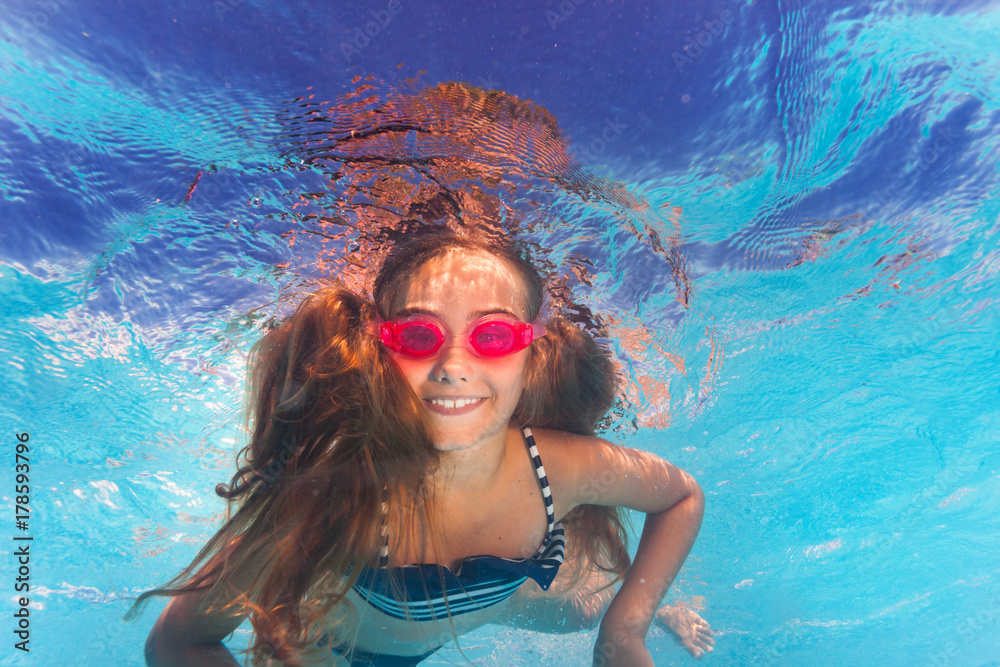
377, 487, 389, 568
374, 425, 554, 568
521, 426, 556, 542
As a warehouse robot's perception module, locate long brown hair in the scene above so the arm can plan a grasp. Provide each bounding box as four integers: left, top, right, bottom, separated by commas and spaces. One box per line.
130, 226, 629, 664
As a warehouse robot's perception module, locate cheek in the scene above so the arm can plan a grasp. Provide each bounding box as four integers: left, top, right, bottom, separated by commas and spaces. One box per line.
500, 357, 530, 398
390, 357, 428, 390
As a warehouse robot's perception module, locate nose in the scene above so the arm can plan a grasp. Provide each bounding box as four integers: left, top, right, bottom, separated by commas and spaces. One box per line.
432, 335, 474, 382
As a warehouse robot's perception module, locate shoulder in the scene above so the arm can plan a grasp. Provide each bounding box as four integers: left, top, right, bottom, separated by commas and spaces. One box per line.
524, 427, 619, 517
526, 426, 701, 516
527, 426, 601, 453
523, 426, 592, 467
528, 426, 627, 475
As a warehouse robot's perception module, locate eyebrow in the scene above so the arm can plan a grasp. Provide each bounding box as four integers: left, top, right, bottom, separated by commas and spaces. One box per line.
393, 307, 522, 321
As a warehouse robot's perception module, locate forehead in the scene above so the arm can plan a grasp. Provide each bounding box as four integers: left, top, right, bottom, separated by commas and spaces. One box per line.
393, 249, 528, 318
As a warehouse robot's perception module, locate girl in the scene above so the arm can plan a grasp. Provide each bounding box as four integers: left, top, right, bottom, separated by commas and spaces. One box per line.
136, 227, 713, 666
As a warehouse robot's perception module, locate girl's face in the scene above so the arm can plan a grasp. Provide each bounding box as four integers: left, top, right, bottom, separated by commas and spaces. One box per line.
387, 249, 533, 452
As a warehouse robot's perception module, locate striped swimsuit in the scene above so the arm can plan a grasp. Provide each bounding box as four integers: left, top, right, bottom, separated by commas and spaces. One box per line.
336, 426, 565, 666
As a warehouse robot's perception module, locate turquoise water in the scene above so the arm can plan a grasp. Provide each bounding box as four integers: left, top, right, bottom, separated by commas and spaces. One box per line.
2, 1, 1000, 665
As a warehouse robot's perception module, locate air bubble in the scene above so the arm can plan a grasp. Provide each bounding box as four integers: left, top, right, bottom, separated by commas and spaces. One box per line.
249, 196, 263, 208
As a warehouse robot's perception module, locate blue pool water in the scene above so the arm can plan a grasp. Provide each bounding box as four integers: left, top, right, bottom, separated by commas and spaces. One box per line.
2, 1, 1000, 665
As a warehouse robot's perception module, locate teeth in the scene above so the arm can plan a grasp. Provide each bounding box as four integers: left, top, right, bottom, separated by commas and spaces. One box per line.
430, 398, 481, 409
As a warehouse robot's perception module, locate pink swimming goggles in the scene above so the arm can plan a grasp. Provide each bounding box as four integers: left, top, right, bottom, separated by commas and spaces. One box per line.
375, 314, 546, 359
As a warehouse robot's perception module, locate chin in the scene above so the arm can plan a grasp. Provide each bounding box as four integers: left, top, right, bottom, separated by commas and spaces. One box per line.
426, 416, 509, 452
430, 440, 471, 452
427, 428, 482, 451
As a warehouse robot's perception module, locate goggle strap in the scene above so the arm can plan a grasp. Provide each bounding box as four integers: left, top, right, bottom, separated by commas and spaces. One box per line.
377, 321, 396, 349
519, 325, 532, 347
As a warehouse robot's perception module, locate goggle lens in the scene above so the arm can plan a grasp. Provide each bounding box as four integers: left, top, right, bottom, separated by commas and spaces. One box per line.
472, 321, 516, 356
379, 317, 543, 358
397, 322, 442, 355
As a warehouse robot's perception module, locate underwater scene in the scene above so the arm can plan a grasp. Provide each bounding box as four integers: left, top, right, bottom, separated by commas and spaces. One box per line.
2, 0, 999, 665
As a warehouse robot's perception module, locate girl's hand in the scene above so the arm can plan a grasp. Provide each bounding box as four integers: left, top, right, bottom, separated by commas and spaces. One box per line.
654, 603, 715, 659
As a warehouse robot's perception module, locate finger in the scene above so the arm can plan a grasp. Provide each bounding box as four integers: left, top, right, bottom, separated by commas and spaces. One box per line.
682, 641, 704, 659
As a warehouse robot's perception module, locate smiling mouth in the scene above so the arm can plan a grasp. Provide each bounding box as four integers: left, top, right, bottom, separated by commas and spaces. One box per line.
428, 397, 483, 409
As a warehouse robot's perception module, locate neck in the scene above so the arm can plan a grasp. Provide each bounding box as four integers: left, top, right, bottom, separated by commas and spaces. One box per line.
428, 422, 516, 502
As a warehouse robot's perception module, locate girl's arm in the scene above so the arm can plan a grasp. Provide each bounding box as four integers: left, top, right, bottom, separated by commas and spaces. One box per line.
546, 433, 706, 666
499, 552, 714, 659
593, 486, 703, 666
145, 542, 340, 667
146, 595, 244, 666
144, 541, 250, 667
496, 554, 618, 633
